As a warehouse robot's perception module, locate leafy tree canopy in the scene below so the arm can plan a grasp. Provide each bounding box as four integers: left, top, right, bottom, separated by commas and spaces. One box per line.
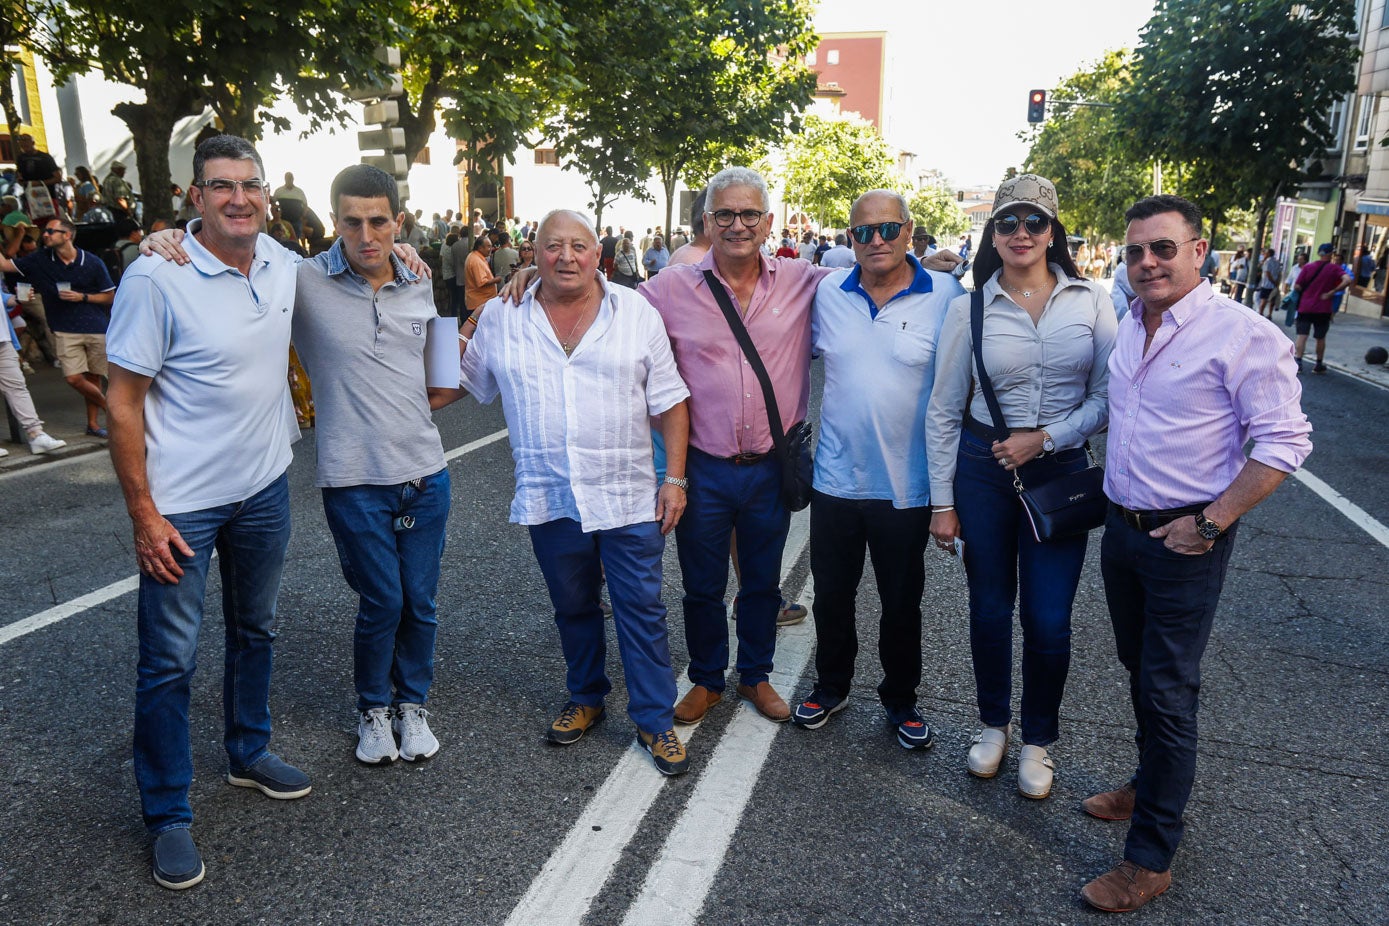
780, 113, 901, 228
908, 186, 970, 240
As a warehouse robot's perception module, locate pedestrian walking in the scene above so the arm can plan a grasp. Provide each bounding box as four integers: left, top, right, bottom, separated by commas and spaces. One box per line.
1291, 243, 1352, 373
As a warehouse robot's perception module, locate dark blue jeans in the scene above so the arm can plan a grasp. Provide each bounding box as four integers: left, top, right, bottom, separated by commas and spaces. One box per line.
528, 518, 676, 733
133, 472, 291, 835
808, 490, 930, 711
321, 469, 451, 712
675, 448, 789, 690
1100, 507, 1238, 873
955, 431, 1089, 746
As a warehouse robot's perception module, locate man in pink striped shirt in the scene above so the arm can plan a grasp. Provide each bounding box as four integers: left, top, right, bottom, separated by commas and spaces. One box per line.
1081, 194, 1312, 913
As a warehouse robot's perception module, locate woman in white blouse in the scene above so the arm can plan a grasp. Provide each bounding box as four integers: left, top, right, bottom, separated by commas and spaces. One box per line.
925, 174, 1117, 800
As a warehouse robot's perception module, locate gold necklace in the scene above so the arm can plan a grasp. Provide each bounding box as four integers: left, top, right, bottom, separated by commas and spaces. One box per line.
539, 293, 593, 356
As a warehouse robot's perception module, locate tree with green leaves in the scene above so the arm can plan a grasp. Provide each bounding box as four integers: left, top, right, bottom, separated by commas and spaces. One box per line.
38, 0, 404, 225
908, 186, 970, 240
1119, 0, 1358, 253
1023, 50, 1150, 245
780, 114, 901, 229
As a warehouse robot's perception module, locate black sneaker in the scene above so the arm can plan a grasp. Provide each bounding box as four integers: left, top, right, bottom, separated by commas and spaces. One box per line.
152, 828, 205, 890
547, 701, 605, 745
886, 705, 935, 750
1313, 361, 1327, 374
225, 754, 312, 799
791, 688, 848, 729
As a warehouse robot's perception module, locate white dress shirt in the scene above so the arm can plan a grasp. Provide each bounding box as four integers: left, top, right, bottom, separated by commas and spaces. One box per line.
460, 278, 689, 531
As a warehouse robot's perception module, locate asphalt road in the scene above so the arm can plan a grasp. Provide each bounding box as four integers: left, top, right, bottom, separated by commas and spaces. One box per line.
0, 360, 1386, 925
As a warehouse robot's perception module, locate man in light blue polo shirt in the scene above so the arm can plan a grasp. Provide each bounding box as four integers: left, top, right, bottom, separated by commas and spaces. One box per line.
790, 189, 963, 749
107, 134, 307, 892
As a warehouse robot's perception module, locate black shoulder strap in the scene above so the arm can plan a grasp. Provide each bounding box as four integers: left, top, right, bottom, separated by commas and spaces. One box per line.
703, 269, 787, 453
970, 288, 1010, 439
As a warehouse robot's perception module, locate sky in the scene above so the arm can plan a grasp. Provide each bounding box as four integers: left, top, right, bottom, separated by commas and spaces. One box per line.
812, 0, 1158, 187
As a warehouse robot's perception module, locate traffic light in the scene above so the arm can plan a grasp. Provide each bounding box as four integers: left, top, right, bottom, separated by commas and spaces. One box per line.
1027, 89, 1047, 123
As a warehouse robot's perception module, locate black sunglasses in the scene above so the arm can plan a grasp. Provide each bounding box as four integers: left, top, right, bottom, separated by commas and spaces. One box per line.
849, 222, 904, 245
992, 213, 1051, 236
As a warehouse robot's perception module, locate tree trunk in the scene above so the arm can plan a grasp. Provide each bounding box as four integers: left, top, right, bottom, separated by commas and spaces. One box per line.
113, 75, 199, 228
659, 163, 678, 242
399, 65, 443, 167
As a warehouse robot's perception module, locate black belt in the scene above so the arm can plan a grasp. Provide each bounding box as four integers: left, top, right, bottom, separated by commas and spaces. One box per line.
962, 411, 1043, 443
724, 451, 773, 465
1109, 501, 1209, 532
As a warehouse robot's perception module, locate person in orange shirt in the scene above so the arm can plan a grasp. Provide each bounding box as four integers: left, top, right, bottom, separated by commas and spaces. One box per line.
464, 236, 500, 312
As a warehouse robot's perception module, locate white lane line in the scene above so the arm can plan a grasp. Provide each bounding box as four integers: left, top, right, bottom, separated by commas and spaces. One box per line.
0, 428, 513, 647
503, 510, 811, 926
1326, 361, 1389, 394
0, 576, 139, 646
1293, 467, 1389, 549
619, 577, 816, 926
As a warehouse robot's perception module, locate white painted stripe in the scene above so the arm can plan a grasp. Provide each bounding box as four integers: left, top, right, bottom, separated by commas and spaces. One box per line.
1326, 361, 1389, 394
0, 575, 138, 646
618, 577, 816, 926
503, 509, 812, 926
1292, 467, 1389, 549
444, 427, 508, 461
0, 428, 513, 647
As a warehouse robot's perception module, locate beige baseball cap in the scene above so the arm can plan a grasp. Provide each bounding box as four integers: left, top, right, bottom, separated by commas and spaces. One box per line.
991, 173, 1059, 219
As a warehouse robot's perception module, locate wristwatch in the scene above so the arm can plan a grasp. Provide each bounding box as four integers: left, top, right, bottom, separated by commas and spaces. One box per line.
664, 475, 689, 491
1194, 510, 1223, 541
1040, 430, 1055, 455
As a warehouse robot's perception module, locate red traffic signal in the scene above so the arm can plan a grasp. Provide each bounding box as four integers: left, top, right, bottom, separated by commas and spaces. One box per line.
1027, 89, 1047, 123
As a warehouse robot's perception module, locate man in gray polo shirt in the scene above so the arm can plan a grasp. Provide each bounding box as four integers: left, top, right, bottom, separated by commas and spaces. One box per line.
292, 164, 465, 766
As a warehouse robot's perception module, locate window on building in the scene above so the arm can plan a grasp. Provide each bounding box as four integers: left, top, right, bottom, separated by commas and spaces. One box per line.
534, 148, 559, 166
826, 49, 839, 65
1327, 97, 1346, 150
1382, 0, 1389, 28
1354, 94, 1375, 150
805, 50, 817, 66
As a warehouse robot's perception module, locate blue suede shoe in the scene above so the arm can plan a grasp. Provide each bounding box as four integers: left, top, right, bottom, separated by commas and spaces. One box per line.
225, 754, 312, 799
153, 828, 205, 890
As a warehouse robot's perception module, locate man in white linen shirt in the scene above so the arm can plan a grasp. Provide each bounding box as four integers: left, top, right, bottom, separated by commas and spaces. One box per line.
459, 209, 695, 776
818, 232, 856, 269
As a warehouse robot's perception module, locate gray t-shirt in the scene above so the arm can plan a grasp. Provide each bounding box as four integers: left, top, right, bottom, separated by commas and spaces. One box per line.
293, 242, 446, 488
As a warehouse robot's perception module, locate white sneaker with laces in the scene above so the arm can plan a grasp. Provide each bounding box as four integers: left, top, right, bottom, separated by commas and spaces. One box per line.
393, 703, 439, 761
28, 431, 66, 454
356, 707, 398, 764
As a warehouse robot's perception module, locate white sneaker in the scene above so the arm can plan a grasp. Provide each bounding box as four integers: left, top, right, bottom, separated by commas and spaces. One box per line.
356, 707, 398, 764
1018, 744, 1055, 799
393, 703, 439, 761
967, 726, 1009, 779
27, 431, 66, 454
0, 447, 8, 458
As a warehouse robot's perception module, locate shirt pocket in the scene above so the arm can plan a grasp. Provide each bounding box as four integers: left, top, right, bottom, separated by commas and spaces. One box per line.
890, 325, 936, 366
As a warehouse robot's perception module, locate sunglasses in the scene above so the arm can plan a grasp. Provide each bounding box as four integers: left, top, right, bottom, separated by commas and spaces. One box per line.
849, 222, 904, 245
1124, 237, 1200, 263
708, 209, 767, 228
40, 228, 68, 236
992, 213, 1050, 236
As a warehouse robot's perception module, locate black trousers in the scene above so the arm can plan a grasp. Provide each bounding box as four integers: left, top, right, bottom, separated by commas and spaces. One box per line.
1099, 508, 1239, 872
808, 491, 932, 711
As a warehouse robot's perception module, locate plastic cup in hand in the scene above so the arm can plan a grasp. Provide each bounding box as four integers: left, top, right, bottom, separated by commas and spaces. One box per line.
15, 282, 33, 301
55, 282, 72, 293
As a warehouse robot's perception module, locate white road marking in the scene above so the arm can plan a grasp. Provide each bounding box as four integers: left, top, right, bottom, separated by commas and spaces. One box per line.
1292, 467, 1389, 549
1326, 361, 1389, 394
503, 510, 811, 926
619, 578, 817, 926
0, 428, 513, 647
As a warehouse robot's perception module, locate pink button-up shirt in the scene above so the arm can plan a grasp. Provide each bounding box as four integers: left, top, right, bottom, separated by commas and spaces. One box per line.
1105, 280, 1312, 511
640, 250, 828, 457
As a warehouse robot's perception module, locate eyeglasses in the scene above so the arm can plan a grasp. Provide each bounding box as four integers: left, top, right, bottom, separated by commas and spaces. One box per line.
1123, 237, 1200, 263
911, 234, 929, 241
992, 213, 1051, 237
193, 178, 269, 197
707, 209, 767, 228
40, 228, 68, 236
850, 222, 904, 245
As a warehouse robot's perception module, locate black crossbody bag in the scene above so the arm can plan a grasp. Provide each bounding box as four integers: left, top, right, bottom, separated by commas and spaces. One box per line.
703, 269, 813, 511
970, 288, 1106, 542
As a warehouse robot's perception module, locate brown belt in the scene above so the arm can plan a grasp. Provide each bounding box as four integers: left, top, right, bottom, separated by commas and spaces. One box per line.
724, 451, 773, 465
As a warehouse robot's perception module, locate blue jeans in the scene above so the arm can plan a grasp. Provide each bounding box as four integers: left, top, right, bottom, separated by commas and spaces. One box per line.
1100, 508, 1238, 872
321, 469, 451, 712
528, 518, 676, 732
133, 472, 291, 835
955, 431, 1088, 746
676, 448, 789, 690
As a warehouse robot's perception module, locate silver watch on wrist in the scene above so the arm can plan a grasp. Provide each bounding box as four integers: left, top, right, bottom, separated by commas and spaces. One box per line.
664, 475, 689, 490
1040, 430, 1056, 455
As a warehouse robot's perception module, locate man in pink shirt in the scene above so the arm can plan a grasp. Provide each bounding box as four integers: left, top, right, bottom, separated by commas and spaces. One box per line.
1290, 242, 1351, 374
1082, 195, 1311, 913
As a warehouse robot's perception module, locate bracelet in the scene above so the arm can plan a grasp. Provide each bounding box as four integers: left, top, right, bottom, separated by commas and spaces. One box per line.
932, 506, 955, 512
458, 334, 470, 345
465, 314, 480, 326
664, 475, 689, 490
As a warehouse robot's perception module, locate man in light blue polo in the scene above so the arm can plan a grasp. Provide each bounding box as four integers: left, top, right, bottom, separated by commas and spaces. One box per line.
790, 189, 963, 748
107, 134, 307, 891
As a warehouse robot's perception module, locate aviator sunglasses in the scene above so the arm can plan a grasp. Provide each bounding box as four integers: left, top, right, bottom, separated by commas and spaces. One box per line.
1123, 237, 1200, 263
849, 221, 904, 244
992, 213, 1051, 236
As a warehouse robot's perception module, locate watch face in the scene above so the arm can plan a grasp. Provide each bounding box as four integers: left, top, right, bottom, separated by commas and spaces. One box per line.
1196, 516, 1221, 540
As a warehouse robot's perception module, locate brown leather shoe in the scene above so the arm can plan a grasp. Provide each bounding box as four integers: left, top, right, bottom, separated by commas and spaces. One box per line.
1080, 860, 1171, 912
1082, 781, 1137, 821
674, 685, 722, 724
736, 681, 791, 722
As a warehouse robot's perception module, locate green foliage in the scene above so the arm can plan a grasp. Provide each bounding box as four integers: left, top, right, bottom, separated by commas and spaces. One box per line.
1119, 0, 1359, 235
780, 114, 901, 228
908, 186, 970, 239
1023, 50, 1150, 243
